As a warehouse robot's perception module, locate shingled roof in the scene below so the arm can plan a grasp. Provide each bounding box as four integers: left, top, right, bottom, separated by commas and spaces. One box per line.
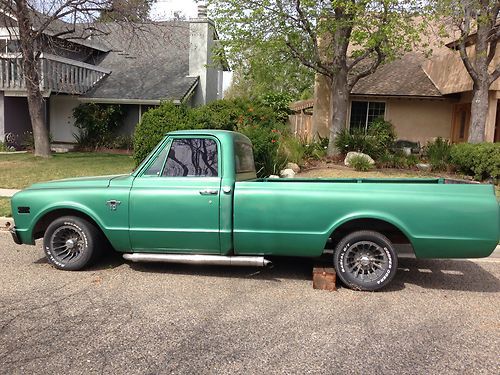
83, 22, 199, 103
351, 52, 443, 97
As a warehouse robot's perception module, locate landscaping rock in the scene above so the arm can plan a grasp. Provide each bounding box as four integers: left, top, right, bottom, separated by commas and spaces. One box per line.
268, 175, 280, 179
286, 162, 300, 173
344, 152, 375, 167
280, 169, 296, 178
416, 163, 431, 171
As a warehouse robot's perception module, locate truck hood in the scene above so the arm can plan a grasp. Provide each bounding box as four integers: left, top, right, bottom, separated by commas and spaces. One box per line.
26, 174, 130, 190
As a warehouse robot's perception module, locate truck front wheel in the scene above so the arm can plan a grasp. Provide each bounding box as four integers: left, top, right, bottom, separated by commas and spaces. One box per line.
333, 230, 397, 291
43, 216, 102, 271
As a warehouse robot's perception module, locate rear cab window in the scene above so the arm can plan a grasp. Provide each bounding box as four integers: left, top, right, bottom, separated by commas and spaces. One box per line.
234, 134, 257, 180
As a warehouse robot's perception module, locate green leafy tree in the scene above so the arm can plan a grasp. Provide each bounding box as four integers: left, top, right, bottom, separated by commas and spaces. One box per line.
99, 0, 156, 22
208, 0, 425, 155
433, 0, 499, 143
224, 39, 314, 100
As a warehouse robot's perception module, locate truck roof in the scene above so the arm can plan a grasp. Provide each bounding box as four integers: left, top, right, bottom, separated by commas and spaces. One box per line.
166, 129, 252, 143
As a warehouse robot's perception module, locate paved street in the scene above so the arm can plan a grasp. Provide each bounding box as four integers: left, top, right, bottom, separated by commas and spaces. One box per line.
0, 232, 499, 374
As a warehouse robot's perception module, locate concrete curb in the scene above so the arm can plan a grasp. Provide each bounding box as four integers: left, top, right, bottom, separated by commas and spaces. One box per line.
0, 216, 14, 231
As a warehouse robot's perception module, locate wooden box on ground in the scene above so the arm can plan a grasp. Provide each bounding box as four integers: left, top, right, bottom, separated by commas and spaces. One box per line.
312, 267, 337, 291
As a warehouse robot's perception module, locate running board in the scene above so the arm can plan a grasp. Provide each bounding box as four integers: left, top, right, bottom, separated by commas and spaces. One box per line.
123, 253, 272, 267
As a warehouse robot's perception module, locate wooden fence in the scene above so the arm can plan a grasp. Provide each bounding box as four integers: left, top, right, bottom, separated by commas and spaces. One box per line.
288, 113, 313, 141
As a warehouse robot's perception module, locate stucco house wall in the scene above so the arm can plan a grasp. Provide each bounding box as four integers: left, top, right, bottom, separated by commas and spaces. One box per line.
384, 98, 454, 145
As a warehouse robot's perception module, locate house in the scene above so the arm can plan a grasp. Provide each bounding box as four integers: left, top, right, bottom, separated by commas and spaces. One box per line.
0, 5, 229, 146
292, 30, 500, 145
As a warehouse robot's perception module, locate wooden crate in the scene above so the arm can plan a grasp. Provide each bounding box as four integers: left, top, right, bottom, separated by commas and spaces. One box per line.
312, 267, 337, 291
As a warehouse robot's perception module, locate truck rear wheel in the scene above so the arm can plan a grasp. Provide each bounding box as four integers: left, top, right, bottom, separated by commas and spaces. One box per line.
43, 216, 102, 271
333, 230, 397, 291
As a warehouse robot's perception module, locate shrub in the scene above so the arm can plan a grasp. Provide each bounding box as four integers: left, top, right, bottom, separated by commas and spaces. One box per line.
334, 120, 396, 160
378, 152, 419, 169
259, 92, 293, 123
368, 119, 396, 158
425, 137, 451, 171
133, 102, 192, 164
73, 103, 124, 149
133, 99, 287, 177
334, 128, 374, 156
450, 143, 500, 181
0, 141, 15, 152
349, 154, 373, 171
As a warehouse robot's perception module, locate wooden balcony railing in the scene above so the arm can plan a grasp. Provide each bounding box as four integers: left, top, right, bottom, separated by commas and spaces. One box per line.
0, 53, 110, 94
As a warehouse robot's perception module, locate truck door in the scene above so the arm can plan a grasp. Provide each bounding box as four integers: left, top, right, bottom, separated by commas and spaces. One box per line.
129, 136, 221, 253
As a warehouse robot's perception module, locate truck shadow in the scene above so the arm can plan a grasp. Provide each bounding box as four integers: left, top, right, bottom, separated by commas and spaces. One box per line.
123, 256, 500, 293
386, 258, 500, 293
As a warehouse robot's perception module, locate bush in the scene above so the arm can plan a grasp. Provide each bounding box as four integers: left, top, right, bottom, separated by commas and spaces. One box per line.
450, 143, 500, 181
378, 152, 419, 169
133, 99, 287, 177
334, 120, 396, 160
133, 102, 192, 164
334, 128, 373, 156
368, 119, 396, 158
73, 103, 124, 149
259, 92, 293, 123
425, 137, 451, 171
349, 155, 373, 171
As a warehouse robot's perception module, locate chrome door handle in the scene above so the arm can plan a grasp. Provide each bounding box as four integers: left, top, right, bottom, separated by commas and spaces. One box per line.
199, 189, 218, 195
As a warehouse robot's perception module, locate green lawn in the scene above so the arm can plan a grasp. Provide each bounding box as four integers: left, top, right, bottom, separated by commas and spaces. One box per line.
0, 152, 135, 189
0, 197, 11, 217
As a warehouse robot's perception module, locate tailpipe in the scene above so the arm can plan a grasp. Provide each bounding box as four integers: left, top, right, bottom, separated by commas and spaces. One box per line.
123, 253, 272, 267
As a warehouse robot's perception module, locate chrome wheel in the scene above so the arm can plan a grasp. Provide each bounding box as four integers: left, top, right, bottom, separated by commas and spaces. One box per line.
49, 225, 86, 263
343, 240, 389, 282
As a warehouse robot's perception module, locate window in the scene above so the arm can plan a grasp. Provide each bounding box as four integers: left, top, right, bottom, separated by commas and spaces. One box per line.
349, 101, 385, 131
234, 140, 256, 174
0, 39, 20, 54
143, 146, 169, 176
162, 138, 218, 177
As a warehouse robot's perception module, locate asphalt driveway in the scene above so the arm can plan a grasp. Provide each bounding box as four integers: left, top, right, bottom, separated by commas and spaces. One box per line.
0, 232, 499, 374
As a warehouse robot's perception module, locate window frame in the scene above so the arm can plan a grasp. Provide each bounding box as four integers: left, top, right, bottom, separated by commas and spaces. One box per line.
348, 100, 386, 132
139, 135, 222, 178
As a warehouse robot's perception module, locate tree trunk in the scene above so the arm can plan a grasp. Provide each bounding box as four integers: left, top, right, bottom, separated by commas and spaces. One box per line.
327, 71, 349, 156
468, 81, 489, 143
311, 73, 332, 139
15, 0, 51, 157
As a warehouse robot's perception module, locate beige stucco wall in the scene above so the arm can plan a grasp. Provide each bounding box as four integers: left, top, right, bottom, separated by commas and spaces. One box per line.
384, 98, 454, 145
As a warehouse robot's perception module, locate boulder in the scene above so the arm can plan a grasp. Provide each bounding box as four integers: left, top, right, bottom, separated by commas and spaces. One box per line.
286, 162, 300, 173
416, 163, 431, 171
344, 152, 375, 167
268, 175, 280, 179
279, 168, 296, 178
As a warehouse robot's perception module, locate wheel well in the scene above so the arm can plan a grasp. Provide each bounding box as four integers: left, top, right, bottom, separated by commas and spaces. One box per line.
33, 209, 103, 241
326, 218, 413, 253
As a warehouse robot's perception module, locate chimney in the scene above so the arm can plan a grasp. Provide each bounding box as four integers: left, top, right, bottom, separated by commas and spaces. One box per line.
197, 3, 207, 19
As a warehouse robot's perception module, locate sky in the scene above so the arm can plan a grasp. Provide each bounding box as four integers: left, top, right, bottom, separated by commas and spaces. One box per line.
151, 0, 200, 21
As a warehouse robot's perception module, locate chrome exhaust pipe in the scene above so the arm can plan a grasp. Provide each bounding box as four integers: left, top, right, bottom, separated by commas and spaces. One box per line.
123, 253, 272, 267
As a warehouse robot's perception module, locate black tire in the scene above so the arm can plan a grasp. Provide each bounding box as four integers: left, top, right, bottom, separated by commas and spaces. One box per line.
333, 230, 397, 291
43, 216, 103, 271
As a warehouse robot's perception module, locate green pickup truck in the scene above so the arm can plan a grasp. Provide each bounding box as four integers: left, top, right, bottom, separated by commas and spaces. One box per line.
10, 130, 500, 291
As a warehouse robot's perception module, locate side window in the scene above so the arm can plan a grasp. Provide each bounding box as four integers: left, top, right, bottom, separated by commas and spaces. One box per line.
163, 138, 218, 177
143, 146, 169, 176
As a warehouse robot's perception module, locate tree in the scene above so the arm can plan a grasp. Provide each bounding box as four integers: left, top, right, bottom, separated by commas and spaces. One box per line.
224, 38, 314, 100
437, 0, 499, 143
99, 0, 156, 22
0, 0, 152, 157
209, 0, 424, 155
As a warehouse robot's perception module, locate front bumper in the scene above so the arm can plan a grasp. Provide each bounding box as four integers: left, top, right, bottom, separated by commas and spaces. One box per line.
10, 226, 22, 245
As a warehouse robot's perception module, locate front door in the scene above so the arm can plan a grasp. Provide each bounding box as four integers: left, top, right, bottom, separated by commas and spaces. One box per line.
129, 136, 221, 253
451, 103, 471, 143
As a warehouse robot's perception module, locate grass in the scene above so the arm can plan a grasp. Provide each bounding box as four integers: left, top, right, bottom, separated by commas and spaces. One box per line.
0, 197, 11, 217
0, 152, 135, 189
